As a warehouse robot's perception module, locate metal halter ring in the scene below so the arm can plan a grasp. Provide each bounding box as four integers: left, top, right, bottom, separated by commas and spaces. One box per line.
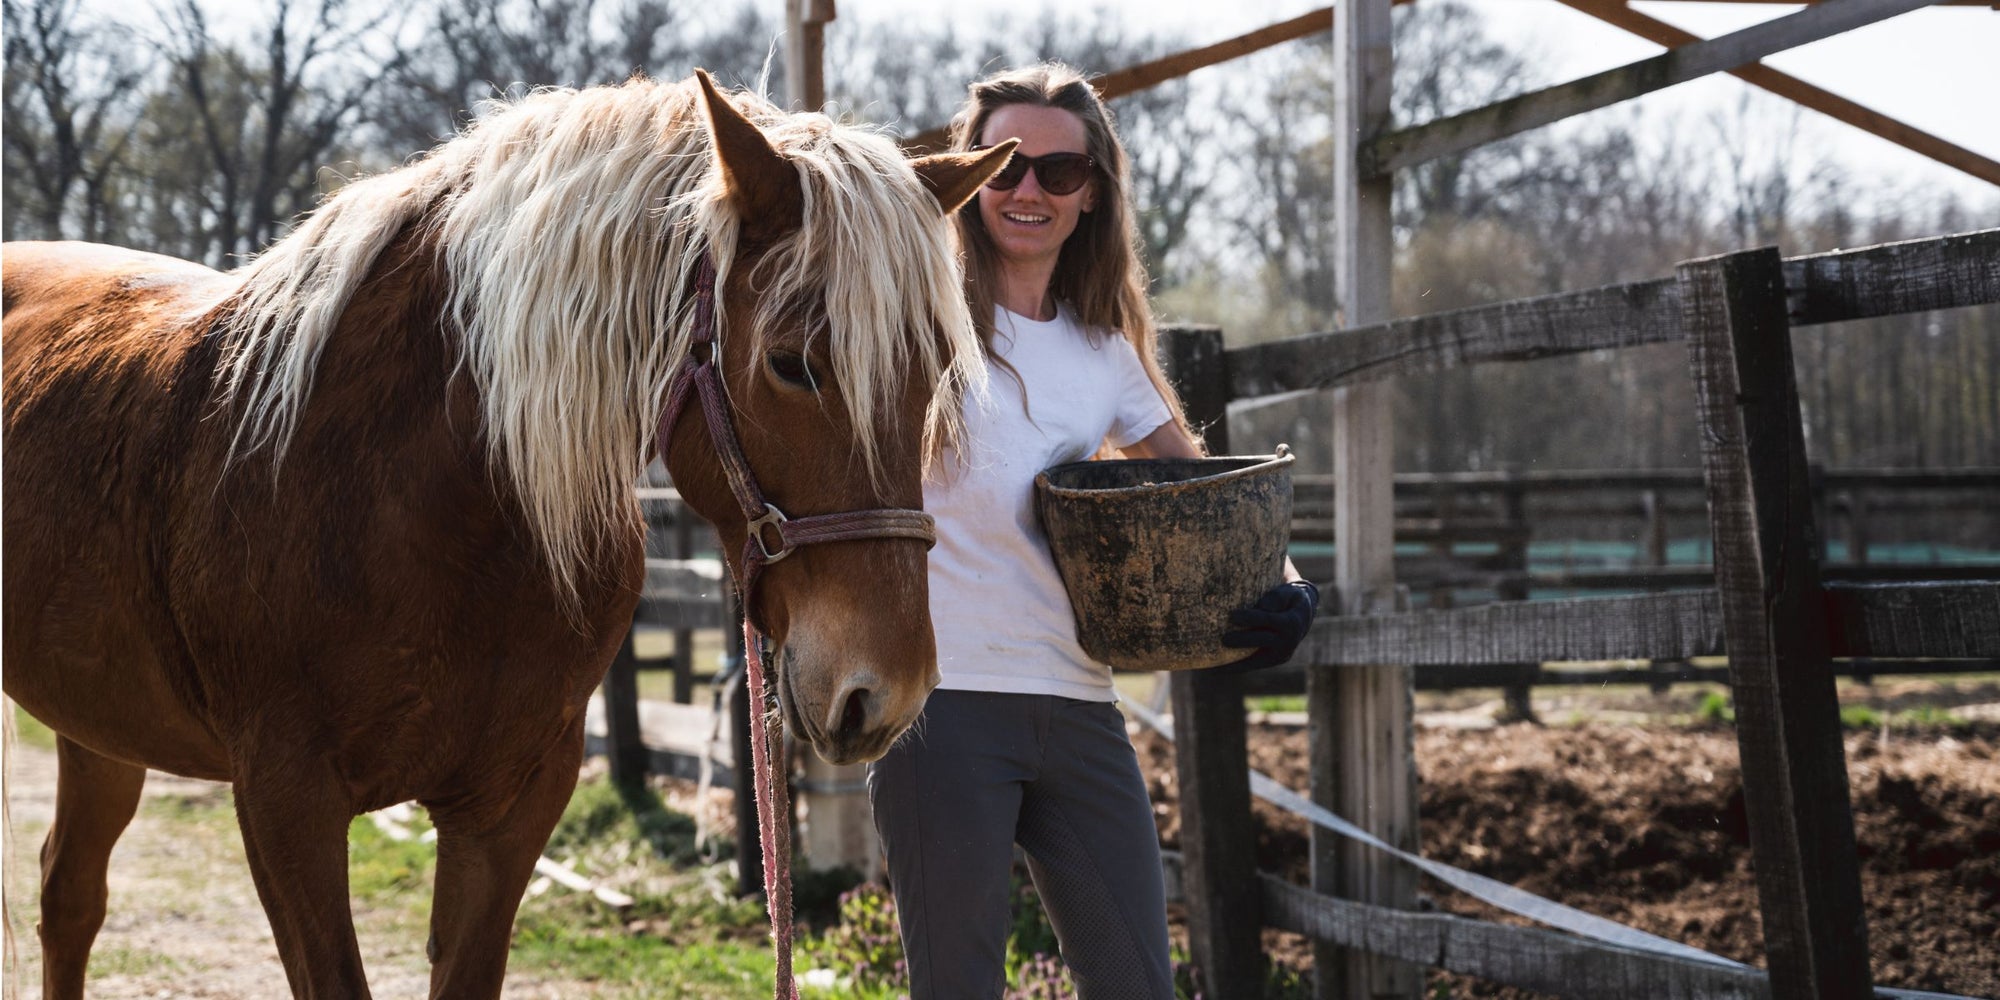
747, 503, 793, 563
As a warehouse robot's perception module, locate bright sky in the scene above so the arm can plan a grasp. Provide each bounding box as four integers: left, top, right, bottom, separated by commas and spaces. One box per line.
839, 0, 2000, 208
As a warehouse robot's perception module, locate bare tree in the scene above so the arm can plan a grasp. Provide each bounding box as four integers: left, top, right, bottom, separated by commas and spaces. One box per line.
152, 0, 406, 263
1709, 90, 1841, 250
373, 0, 685, 151
2, 0, 151, 241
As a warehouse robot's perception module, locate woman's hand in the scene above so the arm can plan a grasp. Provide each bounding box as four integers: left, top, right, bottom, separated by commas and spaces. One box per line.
1219, 579, 1319, 672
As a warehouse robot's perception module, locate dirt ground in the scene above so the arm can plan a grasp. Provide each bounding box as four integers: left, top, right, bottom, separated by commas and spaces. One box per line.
2, 740, 595, 1000
1136, 698, 2000, 997
9, 677, 1998, 998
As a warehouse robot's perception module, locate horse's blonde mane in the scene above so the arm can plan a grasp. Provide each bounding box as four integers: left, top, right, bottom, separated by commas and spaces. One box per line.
214, 77, 982, 605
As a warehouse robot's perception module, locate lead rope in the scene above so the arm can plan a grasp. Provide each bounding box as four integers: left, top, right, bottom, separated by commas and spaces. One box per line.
742, 624, 798, 1000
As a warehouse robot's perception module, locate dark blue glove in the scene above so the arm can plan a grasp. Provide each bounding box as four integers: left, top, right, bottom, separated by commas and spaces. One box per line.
1219, 579, 1319, 672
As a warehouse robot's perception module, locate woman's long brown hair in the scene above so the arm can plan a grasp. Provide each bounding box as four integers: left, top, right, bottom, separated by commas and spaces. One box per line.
946, 62, 1197, 449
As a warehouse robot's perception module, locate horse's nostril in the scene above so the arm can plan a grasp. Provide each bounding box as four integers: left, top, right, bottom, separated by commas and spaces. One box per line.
839, 687, 870, 738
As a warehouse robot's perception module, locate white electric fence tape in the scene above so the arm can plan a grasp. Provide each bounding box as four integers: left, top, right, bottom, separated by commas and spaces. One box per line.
1119, 693, 1971, 1000
1119, 693, 1744, 967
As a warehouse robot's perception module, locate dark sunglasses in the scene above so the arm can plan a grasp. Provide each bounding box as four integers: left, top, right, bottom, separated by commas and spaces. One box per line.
973, 146, 1096, 196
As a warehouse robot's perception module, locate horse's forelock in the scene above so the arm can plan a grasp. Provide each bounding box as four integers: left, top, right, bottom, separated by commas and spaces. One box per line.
730, 113, 987, 487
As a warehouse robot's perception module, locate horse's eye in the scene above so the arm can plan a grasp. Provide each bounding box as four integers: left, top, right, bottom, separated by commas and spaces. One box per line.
767, 350, 820, 391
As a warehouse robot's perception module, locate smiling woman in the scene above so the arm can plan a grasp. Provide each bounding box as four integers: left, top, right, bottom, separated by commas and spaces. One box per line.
861, 62, 1318, 1000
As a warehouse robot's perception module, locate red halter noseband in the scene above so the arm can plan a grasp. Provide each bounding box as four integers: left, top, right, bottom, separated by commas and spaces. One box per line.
653, 251, 936, 1000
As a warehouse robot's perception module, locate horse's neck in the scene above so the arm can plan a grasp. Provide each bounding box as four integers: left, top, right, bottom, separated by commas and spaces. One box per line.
217, 232, 484, 499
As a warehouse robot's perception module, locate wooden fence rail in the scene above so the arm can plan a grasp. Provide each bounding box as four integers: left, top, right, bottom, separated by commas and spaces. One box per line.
1227, 227, 2000, 399
1283, 580, 2000, 668
1161, 853, 1960, 1000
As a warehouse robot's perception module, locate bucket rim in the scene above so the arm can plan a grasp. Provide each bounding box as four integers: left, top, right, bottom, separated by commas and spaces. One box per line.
1034, 444, 1295, 500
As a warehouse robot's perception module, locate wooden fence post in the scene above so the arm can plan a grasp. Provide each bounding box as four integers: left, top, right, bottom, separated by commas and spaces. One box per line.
1642, 488, 1670, 573
1496, 480, 1538, 723
1161, 326, 1263, 998
1846, 488, 1870, 566
1678, 247, 1871, 1000
1428, 480, 1455, 610
671, 504, 696, 704
604, 616, 648, 789
1323, 0, 1420, 994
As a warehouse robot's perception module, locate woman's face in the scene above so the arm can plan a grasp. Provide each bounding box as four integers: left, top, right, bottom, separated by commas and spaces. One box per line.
976, 103, 1099, 277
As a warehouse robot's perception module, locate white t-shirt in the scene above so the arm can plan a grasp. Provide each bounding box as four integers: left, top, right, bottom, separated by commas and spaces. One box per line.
926, 305, 1174, 701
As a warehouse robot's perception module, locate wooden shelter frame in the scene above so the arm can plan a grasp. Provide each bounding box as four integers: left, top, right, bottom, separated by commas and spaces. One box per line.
756, 4, 2000, 999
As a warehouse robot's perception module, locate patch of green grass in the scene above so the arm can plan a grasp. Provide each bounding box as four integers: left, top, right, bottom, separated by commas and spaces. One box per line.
1248, 695, 1307, 714
547, 775, 724, 869
1841, 705, 1886, 729
510, 909, 776, 1000
140, 785, 237, 830
503, 775, 777, 995
347, 816, 439, 901
87, 946, 186, 978
1696, 690, 1736, 725
13, 704, 56, 750
804, 873, 1260, 1000
1895, 703, 1968, 728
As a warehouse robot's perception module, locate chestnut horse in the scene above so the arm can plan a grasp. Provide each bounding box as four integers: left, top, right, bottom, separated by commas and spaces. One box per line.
2, 72, 1011, 998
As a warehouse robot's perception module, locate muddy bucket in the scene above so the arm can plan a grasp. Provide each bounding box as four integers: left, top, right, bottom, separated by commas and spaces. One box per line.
1034, 446, 1295, 671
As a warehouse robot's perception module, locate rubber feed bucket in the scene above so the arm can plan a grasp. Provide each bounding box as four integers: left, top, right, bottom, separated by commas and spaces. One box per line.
1034, 446, 1295, 671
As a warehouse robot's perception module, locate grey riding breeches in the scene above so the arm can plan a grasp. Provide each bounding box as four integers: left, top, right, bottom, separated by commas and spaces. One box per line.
867, 689, 1175, 1000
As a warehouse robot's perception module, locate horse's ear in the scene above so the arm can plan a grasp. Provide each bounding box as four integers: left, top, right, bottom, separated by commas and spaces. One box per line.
909, 140, 1019, 216
693, 69, 803, 240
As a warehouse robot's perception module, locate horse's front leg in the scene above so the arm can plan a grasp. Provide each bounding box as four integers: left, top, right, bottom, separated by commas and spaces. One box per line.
233, 746, 372, 999
423, 717, 586, 1000
39, 734, 147, 1000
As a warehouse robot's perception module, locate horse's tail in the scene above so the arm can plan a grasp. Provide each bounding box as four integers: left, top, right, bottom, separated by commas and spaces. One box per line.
3, 696, 19, 996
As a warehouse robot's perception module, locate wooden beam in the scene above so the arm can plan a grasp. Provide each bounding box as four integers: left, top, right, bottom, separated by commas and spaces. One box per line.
898, 7, 1362, 151
783, 0, 830, 111
1828, 581, 2000, 658
1228, 277, 1682, 397
1304, 590, 1726, 665
603, 621, 649, 788
1785, 228, 2000, 322
1680, 247, 1870, 999
1224, 229, 2000, 398
533, 855, 637, 909
1164, 856, 1987, 1000
1306, 465, 2000, 493
1259, 876, 1767, 999
1554, 0, 2000, 188
1094, 7, 1332, 102
1245, 656, 2000, 699
1160, 328, 1265, 997
1820, 465, 2000, 489
1322, 0, 1419, 995
670, 508, 697, 702
1365, 0, 1940, 176
1295, 580, 2000, 668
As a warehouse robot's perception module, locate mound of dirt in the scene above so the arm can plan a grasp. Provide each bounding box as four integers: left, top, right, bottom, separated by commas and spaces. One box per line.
1135, 722, 2000, 997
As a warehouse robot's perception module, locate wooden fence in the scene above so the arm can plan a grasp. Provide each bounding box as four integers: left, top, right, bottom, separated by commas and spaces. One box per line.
1292, 466, 2000, 598
1163, 228, 2000, 1000
598, 228, 1999, 996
